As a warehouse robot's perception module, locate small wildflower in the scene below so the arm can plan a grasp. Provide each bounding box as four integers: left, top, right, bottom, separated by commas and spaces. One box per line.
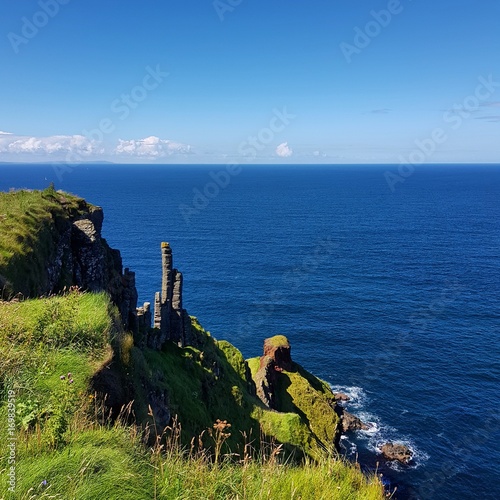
69, 379, 74, 384
67, 372, 72, 378
60, 375, 65, 380
40, 479, 48, 487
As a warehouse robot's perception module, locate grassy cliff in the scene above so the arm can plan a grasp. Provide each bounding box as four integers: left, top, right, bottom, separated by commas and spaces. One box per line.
0, 189, 384, 499
0, 186, 91, 297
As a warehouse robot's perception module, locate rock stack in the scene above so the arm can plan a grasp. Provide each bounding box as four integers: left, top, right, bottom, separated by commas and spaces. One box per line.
146, 243, 190, 349
254, 335, 293, 409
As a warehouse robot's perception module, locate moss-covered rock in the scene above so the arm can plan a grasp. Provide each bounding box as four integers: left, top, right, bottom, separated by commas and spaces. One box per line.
248, 335, 342, 453
265, 335, 289, 348
275, 364, 340, 449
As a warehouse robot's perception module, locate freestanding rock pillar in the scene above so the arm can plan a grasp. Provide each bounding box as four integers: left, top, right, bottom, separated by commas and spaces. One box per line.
150, 242, 189, 349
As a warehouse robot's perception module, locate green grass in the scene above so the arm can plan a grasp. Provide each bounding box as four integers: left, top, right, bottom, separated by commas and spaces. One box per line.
0, 187, 92, 297
158, 452, 383, 500
1, 426, 153, 500
0, 291, 115, 452
138, 336, 262, 452
1, 416, 383, 500
0, 291, 115, 351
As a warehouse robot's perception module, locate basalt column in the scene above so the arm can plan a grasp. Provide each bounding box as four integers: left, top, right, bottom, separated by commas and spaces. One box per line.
161, 242, 173, 308
153, 292, 162, 329
151, 242, 188, 349
170, 270, 184, 345
159, 242, 173, 346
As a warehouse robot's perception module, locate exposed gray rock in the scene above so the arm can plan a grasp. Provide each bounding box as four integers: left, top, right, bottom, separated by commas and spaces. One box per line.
149, 243, 188, 349
46, 225, 72, 293
380, 442, 413, 463
72, 218, 106, 291
88, 206, 104, 233
335, 406, 370, 432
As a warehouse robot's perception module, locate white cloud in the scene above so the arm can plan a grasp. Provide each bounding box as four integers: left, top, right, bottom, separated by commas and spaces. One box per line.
369, 108, 391, 114
276, 142, 293, 158
312, 150, 327, 158
115, 136, 192, 158
480, 101, 500, 108
0, 133, 101, 156
0, 131, 13, 135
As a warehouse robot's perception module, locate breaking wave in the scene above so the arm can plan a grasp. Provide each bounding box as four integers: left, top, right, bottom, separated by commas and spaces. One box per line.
331, 385, 429, 469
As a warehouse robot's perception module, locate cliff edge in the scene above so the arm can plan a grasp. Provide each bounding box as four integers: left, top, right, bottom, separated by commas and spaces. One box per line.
0, 186, 137, 331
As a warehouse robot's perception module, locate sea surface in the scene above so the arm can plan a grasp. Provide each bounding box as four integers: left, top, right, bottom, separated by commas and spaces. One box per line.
1, 163, 499, 499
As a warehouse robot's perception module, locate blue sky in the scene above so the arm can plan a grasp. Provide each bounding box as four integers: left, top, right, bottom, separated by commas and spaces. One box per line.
0, 0, 499, 164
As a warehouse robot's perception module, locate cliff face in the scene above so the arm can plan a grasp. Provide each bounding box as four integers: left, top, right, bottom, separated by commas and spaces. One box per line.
0, 188, 137, 331
67, 209, 138, 332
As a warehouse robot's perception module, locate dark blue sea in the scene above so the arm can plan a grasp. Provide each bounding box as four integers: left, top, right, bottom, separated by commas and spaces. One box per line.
2, 163, 499, 499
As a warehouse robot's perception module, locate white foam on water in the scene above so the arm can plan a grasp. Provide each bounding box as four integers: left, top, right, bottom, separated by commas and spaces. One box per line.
330, 384, 429, 469
339, 435, 358, 455
329, 385, 368, 410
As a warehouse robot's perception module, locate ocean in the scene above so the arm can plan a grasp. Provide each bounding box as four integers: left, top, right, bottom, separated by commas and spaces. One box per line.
1, 163, 499, 499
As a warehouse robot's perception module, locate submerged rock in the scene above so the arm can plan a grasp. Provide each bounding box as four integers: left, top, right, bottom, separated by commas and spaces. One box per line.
380, 442, 413, 464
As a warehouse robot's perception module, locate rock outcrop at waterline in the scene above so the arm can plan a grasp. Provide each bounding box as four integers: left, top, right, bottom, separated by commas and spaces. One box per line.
335, 406, 371, 432
380, 442, 413, 464
246, 333, 370, 453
